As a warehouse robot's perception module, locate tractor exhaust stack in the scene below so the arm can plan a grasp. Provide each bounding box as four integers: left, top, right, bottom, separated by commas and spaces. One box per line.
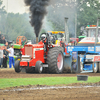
95, 18, 100, 44
64, 17, 69, 43
36, 37, 38, 43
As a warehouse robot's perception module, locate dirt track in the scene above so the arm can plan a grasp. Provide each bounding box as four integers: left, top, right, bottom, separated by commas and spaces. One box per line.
0, 68, 100, 78
0, 68, 100, 100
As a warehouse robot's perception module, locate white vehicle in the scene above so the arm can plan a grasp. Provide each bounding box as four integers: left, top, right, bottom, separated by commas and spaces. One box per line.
86, 25, 100, 37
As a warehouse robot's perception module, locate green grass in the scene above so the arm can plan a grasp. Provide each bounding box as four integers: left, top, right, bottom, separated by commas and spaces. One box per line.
0, 76, 100, 89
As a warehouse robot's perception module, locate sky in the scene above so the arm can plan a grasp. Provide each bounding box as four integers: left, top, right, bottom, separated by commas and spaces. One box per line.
2, 0, 29, 13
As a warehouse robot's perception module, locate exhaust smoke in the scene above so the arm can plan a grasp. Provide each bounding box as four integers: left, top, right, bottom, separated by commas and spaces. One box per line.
24, 0, 50, 43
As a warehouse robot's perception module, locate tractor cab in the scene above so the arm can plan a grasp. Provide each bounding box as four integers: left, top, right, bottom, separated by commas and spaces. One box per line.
48, 31, 65, 45
39, 32, 56, 45
39, 32, 66, 49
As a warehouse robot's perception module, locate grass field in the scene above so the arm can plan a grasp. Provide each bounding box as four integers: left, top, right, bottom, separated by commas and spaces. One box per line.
0, 76, 100, 89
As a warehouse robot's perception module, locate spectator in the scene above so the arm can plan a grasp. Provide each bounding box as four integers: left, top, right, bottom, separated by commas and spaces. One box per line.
1, 36, 6, 44
0, 45, 3, 68
3, 45, 8, 68
4, 44, 14, 68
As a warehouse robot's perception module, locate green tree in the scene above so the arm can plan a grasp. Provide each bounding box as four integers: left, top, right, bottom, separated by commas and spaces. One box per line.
0, 0, 6, 15
47, 0, 77, 37
77, 0, 100, 35
47, 0, 100, 37
0, 12, 36, 42
0, 0, 6, 35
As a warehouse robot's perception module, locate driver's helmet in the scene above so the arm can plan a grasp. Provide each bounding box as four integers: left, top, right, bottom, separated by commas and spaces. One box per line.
41, 34, 46, 40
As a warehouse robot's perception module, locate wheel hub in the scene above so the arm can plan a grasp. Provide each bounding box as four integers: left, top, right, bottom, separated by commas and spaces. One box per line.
57, 52, 63, 70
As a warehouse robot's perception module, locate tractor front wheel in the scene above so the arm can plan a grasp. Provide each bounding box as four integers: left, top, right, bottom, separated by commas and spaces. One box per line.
15, 60, 22, 73
35, 61, 43, 73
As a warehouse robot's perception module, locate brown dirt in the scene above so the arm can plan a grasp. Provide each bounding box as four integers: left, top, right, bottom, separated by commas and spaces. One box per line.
0, 68, 100, 78
0, 68, 100, 100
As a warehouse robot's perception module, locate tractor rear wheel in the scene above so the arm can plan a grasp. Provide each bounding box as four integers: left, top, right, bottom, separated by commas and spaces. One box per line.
35, 61, 43, 73
47, 47, 64, 74
15, 60, 22, 73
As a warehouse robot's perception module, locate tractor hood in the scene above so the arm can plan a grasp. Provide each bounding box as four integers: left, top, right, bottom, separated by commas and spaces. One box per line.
25, 41, 44, 48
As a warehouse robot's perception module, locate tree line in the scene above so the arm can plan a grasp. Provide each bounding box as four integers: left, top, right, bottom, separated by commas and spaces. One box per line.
0, 0, 100, 42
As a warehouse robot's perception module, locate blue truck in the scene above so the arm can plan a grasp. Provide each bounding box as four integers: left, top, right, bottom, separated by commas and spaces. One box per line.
63, 18, 100, 73
65, 40, 100, 73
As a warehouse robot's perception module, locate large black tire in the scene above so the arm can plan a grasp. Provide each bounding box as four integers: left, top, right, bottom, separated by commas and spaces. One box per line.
15, 60, 22, 73
47, 47, 64, 74
35, 61, 43, 73
49, 47, 64, 53
93, 62, 98, 73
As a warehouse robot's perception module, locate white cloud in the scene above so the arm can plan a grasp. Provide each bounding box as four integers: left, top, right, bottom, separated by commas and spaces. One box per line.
2, 0, 29, 13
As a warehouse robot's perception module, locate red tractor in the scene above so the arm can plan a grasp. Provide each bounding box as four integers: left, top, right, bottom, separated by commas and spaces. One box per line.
15, 33, 66, 74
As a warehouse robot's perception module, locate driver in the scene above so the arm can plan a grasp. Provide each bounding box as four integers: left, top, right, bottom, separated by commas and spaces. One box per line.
41, 34, 47, 52
41, 34, 46, 41
21, 38, 27, 46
